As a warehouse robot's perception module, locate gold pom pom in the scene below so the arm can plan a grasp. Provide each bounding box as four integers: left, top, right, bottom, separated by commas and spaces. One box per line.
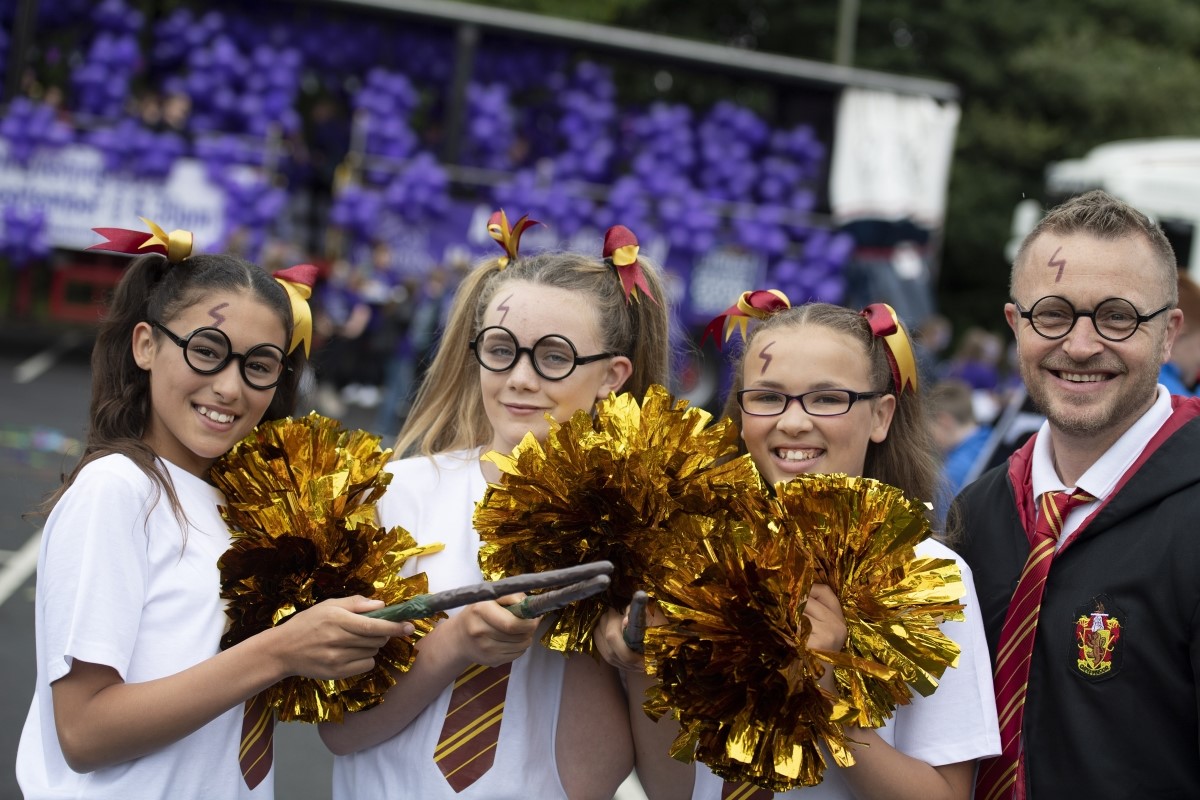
770, 475, 965, 727
644, 473, 965, 791
473, 384, 760, 653
212, 412, 444, 723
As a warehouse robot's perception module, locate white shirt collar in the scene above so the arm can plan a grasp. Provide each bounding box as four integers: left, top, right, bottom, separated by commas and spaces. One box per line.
1031, 385, 1174, 546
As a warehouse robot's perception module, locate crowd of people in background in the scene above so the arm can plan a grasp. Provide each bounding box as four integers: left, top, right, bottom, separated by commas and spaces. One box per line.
301, 247, 466, 439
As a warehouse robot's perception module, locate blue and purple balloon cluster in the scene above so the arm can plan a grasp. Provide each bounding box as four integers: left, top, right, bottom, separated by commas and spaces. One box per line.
477, 56, 845, 303
70, 0, 141, 119
463, 82, 517, 172
0, 97, 72, 164
0, 0, 852, 302
328, 67, 450, 246
0, 206, 51, 268
355, 68, 422, 183
84, 118, 186, 178
546, 60, 617, 184
152, 7, 302, 136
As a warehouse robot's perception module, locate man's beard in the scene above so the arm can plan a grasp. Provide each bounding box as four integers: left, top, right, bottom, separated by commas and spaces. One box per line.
1021, 351, 1159, 438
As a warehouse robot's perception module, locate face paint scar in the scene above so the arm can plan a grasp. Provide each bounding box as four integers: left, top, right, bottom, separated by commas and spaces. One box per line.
208, 302, 229, 326
497, 293, 513, 325
757, 340, 776, 375
1049, 246, 1067, 282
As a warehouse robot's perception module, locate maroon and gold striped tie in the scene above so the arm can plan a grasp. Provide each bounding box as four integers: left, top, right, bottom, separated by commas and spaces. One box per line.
975, 489, 1095, 800
434, 662, 512, 792
239, 693, 273, 789
721, 780, 773, 799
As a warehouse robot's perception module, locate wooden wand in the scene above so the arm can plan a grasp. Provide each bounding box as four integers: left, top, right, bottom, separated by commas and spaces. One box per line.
363, 561, 615, 622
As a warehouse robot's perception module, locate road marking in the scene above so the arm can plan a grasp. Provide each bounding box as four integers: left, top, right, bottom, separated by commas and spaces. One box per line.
0, 530, 40, 606
14, 351, 58, 384
14, 332, 86, 384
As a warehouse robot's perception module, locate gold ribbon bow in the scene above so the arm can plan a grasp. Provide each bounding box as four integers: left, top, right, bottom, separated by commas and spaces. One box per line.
273, 264, 318, 357
141, 217, 194, 263
861, 303, 919, 394
488, 210, 539, 269
700, 289, 791, 349
88, 216, 194, 263
603, 225, 659, 305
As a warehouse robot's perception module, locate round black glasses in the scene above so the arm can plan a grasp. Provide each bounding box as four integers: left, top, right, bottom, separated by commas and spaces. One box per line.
736, 388, 885, 417
152, 321, 288, 390
469, 325, 621, 381
1014, 295, 1172, 342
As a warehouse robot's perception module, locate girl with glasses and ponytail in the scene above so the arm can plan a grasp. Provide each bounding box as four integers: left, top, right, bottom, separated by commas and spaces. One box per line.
595, 293, 1000, 800
320, 215, 673, 800
17, 222, 413, 800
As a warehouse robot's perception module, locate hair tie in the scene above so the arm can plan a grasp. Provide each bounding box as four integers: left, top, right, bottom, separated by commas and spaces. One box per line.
700, 289, 790, 349
861, 303, 918, 394
602, 225, 659, 305
488, 210, 538, 269
273, 264, 318, 356
89, 217, 194, 263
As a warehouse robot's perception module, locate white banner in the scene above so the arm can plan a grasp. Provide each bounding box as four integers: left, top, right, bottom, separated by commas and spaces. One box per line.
0, 141, 226, 251
829, 88, 961, 226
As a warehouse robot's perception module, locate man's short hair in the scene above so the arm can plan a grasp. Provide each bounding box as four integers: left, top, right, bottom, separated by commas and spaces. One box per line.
1011, 190, 1178, 304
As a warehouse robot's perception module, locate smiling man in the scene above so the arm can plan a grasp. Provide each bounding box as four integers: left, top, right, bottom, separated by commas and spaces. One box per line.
953, 190, 1200, 800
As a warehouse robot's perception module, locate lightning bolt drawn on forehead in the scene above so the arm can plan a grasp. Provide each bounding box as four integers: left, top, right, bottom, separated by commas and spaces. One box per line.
1049, 246, 1067, 282
757, 340, 775, 375
497, 293, 513, 325
208, 303, 229, 326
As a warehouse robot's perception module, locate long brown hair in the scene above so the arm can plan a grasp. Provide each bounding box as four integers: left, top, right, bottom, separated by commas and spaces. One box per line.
394, 250, 672, 458
719, 302, 942, 528
41, 252, 303, 521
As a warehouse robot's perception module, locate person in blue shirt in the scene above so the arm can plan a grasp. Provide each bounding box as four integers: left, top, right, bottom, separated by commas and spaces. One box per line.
1158, 274, 1200, 396
927, 378, 992, 525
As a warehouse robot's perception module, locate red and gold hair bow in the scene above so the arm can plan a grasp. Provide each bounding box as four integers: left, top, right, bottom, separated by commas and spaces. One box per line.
700, 289, 791, 348
488, 210, 539, 269
273, 264, 318, 357
603, 225, 659, 305
88, 217, 194, 263
861, 303, 918, 394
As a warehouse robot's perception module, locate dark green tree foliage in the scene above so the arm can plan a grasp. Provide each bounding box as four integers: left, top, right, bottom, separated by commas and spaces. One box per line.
474, 0, 1200, 330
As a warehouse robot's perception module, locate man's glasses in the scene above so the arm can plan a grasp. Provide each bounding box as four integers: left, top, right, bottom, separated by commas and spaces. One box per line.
152, 321, 288, 390
469, 325, 621, 381
736, 388, 885, 417
1014, 295, 1171, 342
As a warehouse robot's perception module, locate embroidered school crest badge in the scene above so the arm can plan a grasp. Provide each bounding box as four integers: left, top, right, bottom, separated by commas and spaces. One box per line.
1071, 594, 1123, 680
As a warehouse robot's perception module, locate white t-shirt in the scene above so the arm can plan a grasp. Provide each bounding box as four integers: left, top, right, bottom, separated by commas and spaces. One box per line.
691, 539, 1000, 799
331, 450, 570, 800
16, 453, 271, 800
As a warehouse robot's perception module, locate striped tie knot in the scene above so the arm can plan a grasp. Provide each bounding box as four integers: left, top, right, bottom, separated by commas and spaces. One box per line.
976, 486, 1096, 800
1036, 489, 1095, 543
